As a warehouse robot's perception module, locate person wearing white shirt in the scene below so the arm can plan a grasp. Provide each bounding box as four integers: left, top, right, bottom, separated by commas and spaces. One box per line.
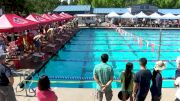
175, 77, 180, 101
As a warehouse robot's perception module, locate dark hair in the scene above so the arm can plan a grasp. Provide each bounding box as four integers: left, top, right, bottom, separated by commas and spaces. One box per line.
124, 62, 133, 90
101, 54, 109, 63
139, 58, 147, 67
38, 75, 50, 91
40, 29, 44, 33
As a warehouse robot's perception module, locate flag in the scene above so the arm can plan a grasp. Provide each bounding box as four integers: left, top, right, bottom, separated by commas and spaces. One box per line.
151, 43, 155, 52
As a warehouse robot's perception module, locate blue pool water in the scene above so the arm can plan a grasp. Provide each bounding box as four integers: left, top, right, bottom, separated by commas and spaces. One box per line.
26, 28, 180, 89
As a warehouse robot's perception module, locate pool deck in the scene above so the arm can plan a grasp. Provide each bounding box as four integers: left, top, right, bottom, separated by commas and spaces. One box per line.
15, 87, 176, 101
14, 77, 176, 101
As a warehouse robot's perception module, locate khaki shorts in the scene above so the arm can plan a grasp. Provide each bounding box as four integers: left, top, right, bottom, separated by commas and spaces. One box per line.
0, 86, 16, 101
97, 90, 113, 101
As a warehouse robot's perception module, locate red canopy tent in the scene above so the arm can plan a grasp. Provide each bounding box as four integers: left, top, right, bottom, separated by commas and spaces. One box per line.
26, 13, 51, 25
41, 14, 58, 22
0, 14, 38, 33
59, 13, 74, 19
51, 14, 65, 21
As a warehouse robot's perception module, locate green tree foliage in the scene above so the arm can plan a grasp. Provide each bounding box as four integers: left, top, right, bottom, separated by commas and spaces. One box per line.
1, 0, 180, 15
77, 0, 180, 8
1, 0, 60, 15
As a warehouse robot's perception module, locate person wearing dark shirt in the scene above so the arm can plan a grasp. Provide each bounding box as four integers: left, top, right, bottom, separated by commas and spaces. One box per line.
133, 58, 152, 101
176, 56, 180, 79
150, 61, 166, 101
0, 54, 16, 101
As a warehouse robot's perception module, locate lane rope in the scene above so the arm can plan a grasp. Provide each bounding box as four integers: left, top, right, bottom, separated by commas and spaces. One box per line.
23, 79, 175, 84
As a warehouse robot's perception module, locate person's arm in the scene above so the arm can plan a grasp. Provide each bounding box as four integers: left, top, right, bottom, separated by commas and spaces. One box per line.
93, 67, 103, 88
102, 68, 114, 91
105, 76, 113, 87
133, 82, 139, 95
5, 66, 14, 85
8, 77, 14, 86
93, 75, 103, 87
175, 78, 180, 87
133, 73, 139, 97
156, 74, 162, 97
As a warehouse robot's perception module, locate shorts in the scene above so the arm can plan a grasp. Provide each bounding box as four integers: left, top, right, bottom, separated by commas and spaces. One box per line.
97, 90, 113, 101
152, 96, 160, 101
33, 40, 40, 48
0, 86, 16, 101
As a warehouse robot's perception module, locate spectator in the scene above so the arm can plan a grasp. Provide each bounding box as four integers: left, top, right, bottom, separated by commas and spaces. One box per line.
175, 56, 180, 101
176, 56, 180, 78
120, 62, 134, 101
175, 76, 180, 101
0, 37, 6, 52
36, 75, 57, 101
33, 29, 44, 53
133, 58, 152, 101
93, 54, 114, 101
0, 54, 16, 101
15, 36, 24, 55
150, 61, 166, 101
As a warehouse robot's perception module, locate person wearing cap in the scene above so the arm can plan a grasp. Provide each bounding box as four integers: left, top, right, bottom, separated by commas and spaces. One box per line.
93, 54, 114, 101
150, 61, 166, 101
175, 56, 180, 79
0, 55, 16, 101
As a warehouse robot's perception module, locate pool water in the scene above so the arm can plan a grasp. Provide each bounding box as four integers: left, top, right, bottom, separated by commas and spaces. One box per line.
26, 28, 180, 89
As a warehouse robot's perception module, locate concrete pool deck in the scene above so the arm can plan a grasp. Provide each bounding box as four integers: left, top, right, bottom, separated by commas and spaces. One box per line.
15, 88, 176, 101
14, 77, 176, 101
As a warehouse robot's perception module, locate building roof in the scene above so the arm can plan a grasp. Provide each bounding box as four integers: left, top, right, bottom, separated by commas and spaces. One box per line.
158, 9, 180, 14
54, 5, 91, 12
93, 8, 128, 14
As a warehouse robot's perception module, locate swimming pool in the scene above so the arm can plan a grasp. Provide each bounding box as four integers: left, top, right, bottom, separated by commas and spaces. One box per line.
26, 28, 180, 89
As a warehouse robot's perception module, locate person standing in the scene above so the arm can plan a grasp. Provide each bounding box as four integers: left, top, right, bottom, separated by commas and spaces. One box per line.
0, 54, 16, 101
175, 76, 180, 101
120, 62, 134, 101
133, 58, 152, 101
36, 75, 58, 101
93, 54, 114, 101
175, 56, 180, 78
175, 56, 180, 101
150, 61, 166, 101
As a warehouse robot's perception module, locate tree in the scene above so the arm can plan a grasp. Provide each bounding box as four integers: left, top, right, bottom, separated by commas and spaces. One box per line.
61, 1, 68, 5
70, 0, 78, 5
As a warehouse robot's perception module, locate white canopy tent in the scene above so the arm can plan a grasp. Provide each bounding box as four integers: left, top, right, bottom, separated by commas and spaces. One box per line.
76, 14, 97, 17
106, 12, 120, 18
162, 13, 178, 19
135, 11, 149, 18
149, 12, 162, 19
120, 12, 135, 18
